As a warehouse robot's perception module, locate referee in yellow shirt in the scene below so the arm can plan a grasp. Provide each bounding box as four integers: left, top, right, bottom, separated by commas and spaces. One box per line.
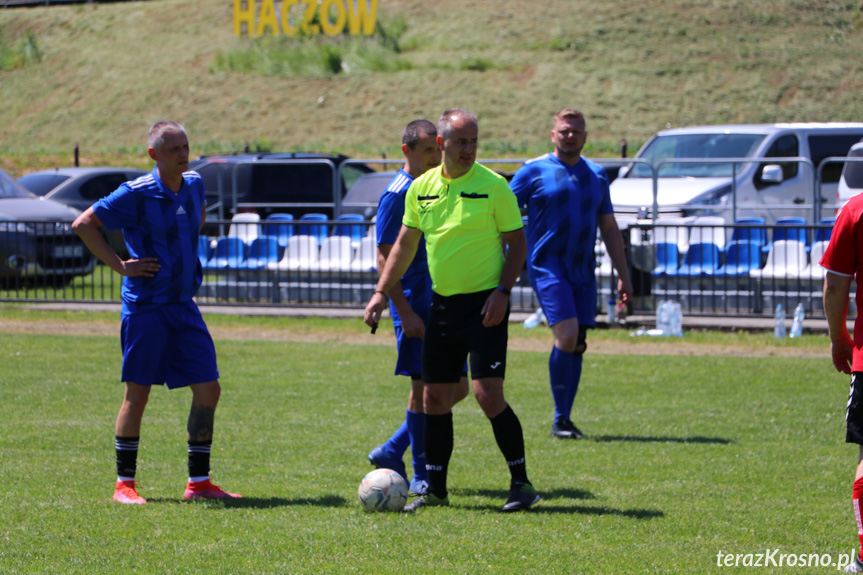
365, 109, 539, 512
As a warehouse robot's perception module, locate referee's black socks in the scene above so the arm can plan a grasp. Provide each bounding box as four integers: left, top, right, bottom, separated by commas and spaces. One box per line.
489, 405, 530, 486
424, 412, 454, 499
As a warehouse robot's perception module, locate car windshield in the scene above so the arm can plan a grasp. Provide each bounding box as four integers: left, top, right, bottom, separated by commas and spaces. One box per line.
344, 173, 394, 204
629, 133, 766, 178
0, 169, 34, 199
341, 163, 370, 191
18, 173, 70, 196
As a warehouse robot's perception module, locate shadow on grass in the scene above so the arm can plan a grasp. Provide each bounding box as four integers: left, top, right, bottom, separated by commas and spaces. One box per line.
590, 435, 732, 445
456, 487, 594, 501
532, 504, 664, 519
147, 495, 350, 508
450, 487, 662, 518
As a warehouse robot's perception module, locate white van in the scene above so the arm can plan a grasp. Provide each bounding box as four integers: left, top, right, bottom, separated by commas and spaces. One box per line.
610, 123, 863, 224
837, 141, 863, 211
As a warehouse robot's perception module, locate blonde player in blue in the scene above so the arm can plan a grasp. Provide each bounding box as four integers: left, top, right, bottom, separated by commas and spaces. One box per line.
511, 109, 632, 439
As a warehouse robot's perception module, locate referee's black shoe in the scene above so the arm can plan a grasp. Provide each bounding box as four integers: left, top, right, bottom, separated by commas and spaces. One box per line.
551, 420, 585, 439
501, 483, 540, 512
403, 492, 449, 512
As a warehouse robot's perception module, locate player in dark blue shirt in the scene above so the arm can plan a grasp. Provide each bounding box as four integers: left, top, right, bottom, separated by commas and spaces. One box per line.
73, 121, 240, 504
367, 119, 468, 495
511, 109, 632, 439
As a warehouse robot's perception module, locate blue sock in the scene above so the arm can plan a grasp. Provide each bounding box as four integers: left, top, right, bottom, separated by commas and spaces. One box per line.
565, 353, 584, 420
549, 346, 575, 424
405, 410, 426, 480
383, 421, 410, 457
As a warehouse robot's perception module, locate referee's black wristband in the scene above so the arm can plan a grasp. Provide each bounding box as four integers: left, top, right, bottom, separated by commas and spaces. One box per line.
496, 285, 511, 296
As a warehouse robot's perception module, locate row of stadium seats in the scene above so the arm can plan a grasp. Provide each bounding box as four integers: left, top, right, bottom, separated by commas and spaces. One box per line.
626, 216, 835, 255
646, 239, 829, 280
226, 213, 373, 248
199, 235, 376, 272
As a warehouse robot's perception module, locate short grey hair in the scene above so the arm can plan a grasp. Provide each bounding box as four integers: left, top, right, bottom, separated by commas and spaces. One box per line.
148, 121, 186, 151
438, 109, 477, 140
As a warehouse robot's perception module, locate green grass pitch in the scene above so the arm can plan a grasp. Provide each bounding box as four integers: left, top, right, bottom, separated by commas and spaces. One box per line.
0, 315, 857, 574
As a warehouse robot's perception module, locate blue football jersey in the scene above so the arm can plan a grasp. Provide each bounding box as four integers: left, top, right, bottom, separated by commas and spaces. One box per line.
375, 168, 431, 325
511, 153, 613, 286
94, 168, 205, 315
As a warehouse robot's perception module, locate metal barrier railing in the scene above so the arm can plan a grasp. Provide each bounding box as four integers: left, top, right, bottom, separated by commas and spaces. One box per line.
7, 145, 860, 320
194, 218, 540, 310
1, 218, 841, 320
617, 220, 838, 319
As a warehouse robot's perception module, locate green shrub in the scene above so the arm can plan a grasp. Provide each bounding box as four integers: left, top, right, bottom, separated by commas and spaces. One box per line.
0, 28, 42, 71
211, 15, 411, 79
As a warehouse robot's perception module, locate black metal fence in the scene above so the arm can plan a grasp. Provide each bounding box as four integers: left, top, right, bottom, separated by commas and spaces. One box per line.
619, 218, 841, 319
0, 217, 844, 319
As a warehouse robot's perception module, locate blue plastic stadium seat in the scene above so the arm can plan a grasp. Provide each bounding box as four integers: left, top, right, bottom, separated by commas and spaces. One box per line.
721, 240, 762, 277
772, 216, 808, 245
264, 214, 295, 248
730, 217, 767, 249
333, 214, 368, 245
651, 242, 680, 277
204, 237, 246, 271
298, 213, 329, 246
246, 236, 281, 270
675, 242, 721, 277
813, 217, 835, 245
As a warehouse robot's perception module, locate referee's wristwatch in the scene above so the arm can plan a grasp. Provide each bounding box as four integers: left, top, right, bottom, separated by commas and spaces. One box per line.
496, 285, 511, 296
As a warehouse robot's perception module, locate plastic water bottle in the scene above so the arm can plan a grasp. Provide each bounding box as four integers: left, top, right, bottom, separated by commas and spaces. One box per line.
774, 303, 786, 339
669, 301, 684, 337
523, 307, 545, 329
607, 297, 616, 324
656, 300, 671, 336
790, 303, 805, 338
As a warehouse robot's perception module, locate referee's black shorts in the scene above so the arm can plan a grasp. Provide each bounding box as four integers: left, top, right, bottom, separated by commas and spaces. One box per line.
847, 373, 863, 445
422, 289, 509, 384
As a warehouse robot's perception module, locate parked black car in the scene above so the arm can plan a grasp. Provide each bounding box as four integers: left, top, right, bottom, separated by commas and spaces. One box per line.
19, 167, 147, 213
190, 153, 374, 224
340, 170, 397, 220
0, 166, 94, 285
19, 167, 147, 258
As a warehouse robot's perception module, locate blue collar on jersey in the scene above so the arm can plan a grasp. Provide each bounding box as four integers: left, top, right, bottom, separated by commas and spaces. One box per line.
147, 167, 189, 201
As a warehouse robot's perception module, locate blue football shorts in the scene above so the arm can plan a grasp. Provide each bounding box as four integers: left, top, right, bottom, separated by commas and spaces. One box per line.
120, 300, 219, 388
532, 274, 597, 328
391, 280, 432, 379
394, 324, 424, 379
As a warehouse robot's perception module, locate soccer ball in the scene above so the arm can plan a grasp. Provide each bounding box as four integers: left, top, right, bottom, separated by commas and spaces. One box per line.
358, 468, 408, 512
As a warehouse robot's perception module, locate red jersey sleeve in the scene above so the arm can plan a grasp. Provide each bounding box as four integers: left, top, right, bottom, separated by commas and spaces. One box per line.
820, 198, 863, 278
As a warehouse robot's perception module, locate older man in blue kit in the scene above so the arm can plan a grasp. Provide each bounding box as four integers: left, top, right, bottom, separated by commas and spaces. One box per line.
73, 121, 240, 504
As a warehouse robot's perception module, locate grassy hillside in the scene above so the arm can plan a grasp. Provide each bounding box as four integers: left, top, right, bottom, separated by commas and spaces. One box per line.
1, 0, 862, 176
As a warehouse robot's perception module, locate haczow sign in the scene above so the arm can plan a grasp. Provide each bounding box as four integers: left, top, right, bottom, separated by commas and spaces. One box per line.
234, 0, 378, 37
